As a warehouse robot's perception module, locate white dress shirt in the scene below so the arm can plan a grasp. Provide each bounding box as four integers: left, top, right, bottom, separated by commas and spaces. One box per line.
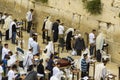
28, 37, 33, 49
26, 11, 32, 22
58, 25, 64, 35
2, 47, 9, 60
31, 40, 39, 55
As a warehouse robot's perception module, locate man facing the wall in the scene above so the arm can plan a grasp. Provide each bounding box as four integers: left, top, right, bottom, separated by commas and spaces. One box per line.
26, 9, 34, 33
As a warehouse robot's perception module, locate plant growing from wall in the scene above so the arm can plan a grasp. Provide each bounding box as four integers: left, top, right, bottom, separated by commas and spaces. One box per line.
35, 0, 48, 3
82, 0, 87, 3
119, 13, 120, 18
83, 0, 102, 15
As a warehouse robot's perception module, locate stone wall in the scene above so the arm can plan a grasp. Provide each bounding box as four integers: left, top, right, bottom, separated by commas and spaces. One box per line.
1, 0, 120, 64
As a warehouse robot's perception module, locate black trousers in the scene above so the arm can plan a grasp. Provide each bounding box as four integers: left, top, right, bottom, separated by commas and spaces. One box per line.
59, 38, 65, 47
48, 71, 52, 80
5, 30, 9, 40
0, 32, 2, 41
89, 44, 95, 56
40, 77, 45, 80
76, 49, 82, 56
1, 19, 5, 24
42, 31, 46, 42
27, 21, 32, 33
96, 50, 102, 62
81, 71, 88, 78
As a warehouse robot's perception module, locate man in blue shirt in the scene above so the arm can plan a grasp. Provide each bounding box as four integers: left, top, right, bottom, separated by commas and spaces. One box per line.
81, 53, 89, 78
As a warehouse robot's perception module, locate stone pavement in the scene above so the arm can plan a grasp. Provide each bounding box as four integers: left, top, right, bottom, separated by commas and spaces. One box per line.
0, 26, 119, 80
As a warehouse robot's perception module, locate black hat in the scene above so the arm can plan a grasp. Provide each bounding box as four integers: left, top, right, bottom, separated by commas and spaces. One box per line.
40, 59, 43, 63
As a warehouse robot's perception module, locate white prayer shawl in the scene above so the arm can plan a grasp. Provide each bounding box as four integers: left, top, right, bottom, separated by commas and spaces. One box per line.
40, 53, 49, 68
45, 17, 52, 37
55, 71, 63, 80
53, 66, 60, 76
94, 63, 105, 80
9, 21, 16, 39
44, 18, 48, 22
50, 71, 63, 80
28, 37, 33, 49
65, 28, 74, 34
3, 16, 12, 30
65, 28, 74, 41
23, 51, 33, 67
7, 69, 16, 80
45, 41, 54, 58
15, 46, 24, 61
50, 76, 59, 80
7, 54, 17, 67
2, 47, 9, 60
96, 32, 105, 50
41, 41, 54, 68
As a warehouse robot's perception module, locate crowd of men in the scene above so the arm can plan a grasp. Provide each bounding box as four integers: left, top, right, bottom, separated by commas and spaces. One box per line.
0, 8, 111, 80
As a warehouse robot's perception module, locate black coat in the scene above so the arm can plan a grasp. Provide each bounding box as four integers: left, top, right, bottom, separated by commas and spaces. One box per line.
46, 59, 54, 71
52, 22, 59, 42
12, 24, 17, 33
24, 71, 38, 80
42, 20, 47, 39
74, 37, 85, 50
37, 63, 45, 75
66, 31, 73, 50
0, 44, 3, 60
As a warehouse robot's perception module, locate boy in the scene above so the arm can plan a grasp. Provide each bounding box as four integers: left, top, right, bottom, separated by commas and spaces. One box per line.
81, 54, 89, 78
